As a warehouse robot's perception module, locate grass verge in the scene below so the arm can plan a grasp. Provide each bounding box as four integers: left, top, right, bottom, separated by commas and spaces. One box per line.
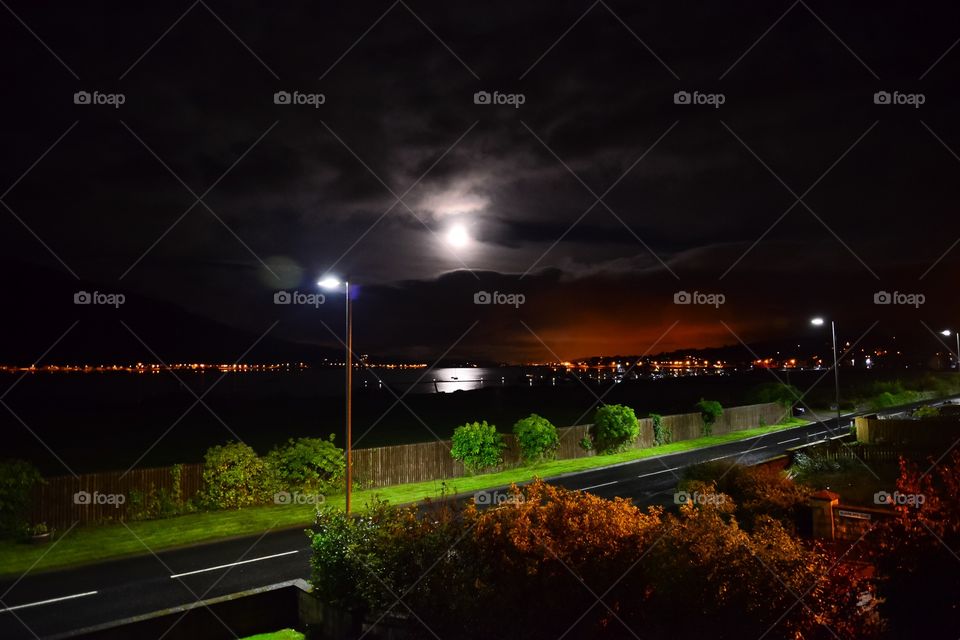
0, 417, 808, 577
240, 630, 304, 640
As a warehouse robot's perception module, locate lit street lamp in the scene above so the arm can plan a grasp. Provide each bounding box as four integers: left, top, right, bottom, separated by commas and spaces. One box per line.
319, 276, 353, 514
811, 317, 843, 428
942, 329, 960, 373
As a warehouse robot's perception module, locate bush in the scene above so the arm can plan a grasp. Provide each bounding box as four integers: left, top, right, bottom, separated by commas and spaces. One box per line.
789, 452, 858, 478
696, 398, 723, 436
681, 461, 811, 533
592, 404, 640, 453
0, 460, 42, 535
266, 435, 345, 495
512, 414, 559, 463
650, 413, 671, 446
915, 405, 940, 419
200, 442, 269, 509
0, 460, 42, 537
451, 421, 506, 472
308, 480, 872, 639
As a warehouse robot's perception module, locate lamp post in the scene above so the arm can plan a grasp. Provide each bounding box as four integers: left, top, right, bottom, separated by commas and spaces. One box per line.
942, 329, 960, 373
319, 276, 352, 514
811, 317, 842, 428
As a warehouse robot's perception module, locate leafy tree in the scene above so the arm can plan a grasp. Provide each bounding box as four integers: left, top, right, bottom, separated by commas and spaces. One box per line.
451, 421, 505, 472
266, 435, 345, 494
0, 460, 42, 537
650, 412, 671, 446
512, 414, 559, 463
696, 398, 723, 436
591, 404, 640, 453
200, 441, 268, 509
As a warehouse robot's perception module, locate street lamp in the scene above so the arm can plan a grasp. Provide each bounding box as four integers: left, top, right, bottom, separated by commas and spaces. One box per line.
811, 317, 843, 428
319, 276, 353, 514
942, 329, 960, 373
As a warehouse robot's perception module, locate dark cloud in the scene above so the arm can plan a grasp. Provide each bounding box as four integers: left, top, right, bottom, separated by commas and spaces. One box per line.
1, 1, 959, 362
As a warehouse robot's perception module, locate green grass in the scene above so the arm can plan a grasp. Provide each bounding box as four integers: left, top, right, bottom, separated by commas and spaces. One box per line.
0, 418, 808, 577
240, 630, 304, 640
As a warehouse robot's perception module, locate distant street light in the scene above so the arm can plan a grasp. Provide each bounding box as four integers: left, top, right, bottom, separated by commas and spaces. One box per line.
942, 329, 960, 373
319, 276, 353, 514
811, 317, 842, 428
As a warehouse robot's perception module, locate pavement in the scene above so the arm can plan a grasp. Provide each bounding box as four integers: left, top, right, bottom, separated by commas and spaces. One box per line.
0, 397, 947, 639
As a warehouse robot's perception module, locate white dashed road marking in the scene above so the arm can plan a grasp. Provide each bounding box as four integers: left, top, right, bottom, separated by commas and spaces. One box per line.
169, 550, 299, 579
0, 591, 98, 613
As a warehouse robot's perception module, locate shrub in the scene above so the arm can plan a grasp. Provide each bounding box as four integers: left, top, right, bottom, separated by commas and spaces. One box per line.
696, 398, 723, 436
266, 435, 345, 495
789, 452, 858, 478
200, 441, 269, 509
651, 413, 671, 446
451, 421, 506, 472
592, 404, 640, 453
681, 461, 811, 533
578, 436, 593, 452
0, 459, 42, 537
512, 414, 559, 463
308, 480, 872, 639
915, 405, 940, 419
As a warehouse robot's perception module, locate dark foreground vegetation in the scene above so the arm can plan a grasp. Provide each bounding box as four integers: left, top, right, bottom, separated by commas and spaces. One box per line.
308, 449, 960, 639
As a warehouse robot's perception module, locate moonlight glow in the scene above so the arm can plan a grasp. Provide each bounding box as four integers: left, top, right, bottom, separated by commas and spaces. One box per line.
446, 224, 470, 248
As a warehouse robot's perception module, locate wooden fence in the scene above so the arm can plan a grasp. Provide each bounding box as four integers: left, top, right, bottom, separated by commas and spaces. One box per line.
30, 402, 784, 529
855, 415, 960, 446
351, 402, 785, 488
29, 464, 204, 529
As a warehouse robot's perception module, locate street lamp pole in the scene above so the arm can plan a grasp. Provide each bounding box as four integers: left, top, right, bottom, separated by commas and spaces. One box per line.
344, 281, 352, 515
942, 329, 959, 375
319, 276, 353, 514
830, 320, 841, 428
812, 317, 842, 428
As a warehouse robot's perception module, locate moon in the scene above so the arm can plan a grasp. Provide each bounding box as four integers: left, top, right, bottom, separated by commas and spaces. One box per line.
446, 224, 470, 248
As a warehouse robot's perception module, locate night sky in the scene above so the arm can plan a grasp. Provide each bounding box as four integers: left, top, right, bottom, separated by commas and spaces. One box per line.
1, 2, 959, 363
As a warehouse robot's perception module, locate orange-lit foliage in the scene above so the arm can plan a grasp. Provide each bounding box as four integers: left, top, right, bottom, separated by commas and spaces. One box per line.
310, 480, 877, 639
871, 450, 960, 635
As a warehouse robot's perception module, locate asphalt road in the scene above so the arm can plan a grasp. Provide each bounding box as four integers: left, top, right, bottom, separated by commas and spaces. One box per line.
0, 400, 945, 639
